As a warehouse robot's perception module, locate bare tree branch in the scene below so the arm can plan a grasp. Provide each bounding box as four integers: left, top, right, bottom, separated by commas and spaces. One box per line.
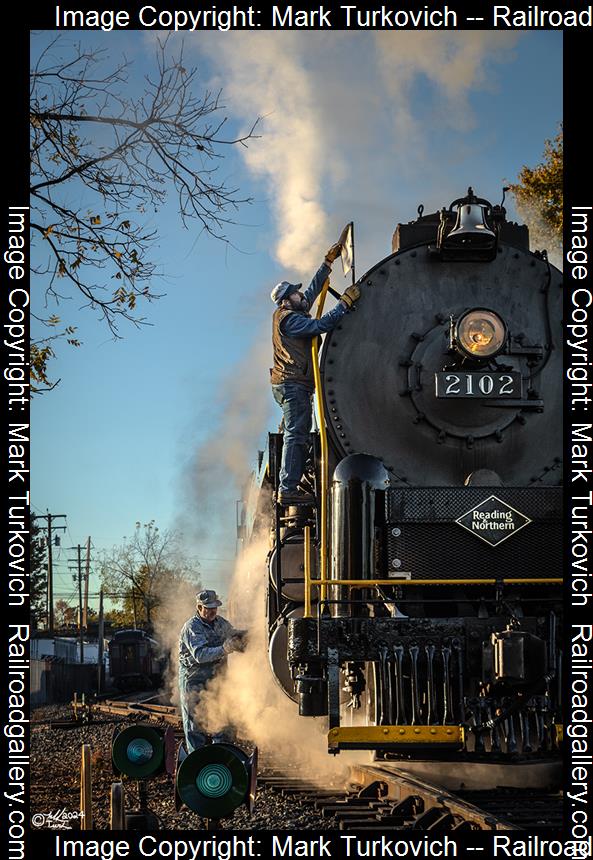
31, 35, 260, 391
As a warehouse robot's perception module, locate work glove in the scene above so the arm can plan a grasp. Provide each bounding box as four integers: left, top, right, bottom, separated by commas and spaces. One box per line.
223, 631, 248, 654
223, 636, 243, 655
233, 635, 247, 653
324, 242, 342, 266
340, 284, 360, 309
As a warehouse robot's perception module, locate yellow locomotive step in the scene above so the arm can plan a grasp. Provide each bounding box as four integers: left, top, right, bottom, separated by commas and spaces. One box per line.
328, 725, 465, 749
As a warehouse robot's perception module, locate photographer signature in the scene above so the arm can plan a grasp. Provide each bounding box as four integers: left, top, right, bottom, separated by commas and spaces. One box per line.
31, 809, 83, 830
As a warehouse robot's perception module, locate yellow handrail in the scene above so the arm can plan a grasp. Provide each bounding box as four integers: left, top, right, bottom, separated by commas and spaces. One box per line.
303, 576, 562, 610
312, 577, 562, 587
312, 277, 331, 604
304, 526, 312, 618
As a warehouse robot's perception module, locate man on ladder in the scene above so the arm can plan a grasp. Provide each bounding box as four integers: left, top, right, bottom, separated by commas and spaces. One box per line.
269, 242, 360, 505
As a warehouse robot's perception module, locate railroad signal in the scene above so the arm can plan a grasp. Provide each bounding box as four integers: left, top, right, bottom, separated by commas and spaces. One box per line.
111, 724, 175, 780
175, 743, 257, 821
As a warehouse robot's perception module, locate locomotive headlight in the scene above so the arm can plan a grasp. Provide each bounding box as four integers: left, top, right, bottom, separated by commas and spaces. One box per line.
455, 309, 506, 359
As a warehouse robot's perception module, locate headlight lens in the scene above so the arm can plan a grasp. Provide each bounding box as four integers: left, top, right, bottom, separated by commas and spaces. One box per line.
456, 309, 506, 358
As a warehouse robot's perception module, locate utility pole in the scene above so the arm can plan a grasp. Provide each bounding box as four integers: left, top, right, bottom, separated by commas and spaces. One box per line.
83, 536, 91, 629
35, 512, 67, 634
97, 588, 104, 694
68, 544, 85, 663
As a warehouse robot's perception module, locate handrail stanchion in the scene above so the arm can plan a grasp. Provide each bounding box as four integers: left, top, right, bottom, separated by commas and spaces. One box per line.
303, 526, 312, 618
311, 278, 331, 606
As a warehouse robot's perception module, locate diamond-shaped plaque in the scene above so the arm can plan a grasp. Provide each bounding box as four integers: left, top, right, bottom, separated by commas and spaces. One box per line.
456, 495, 532, 547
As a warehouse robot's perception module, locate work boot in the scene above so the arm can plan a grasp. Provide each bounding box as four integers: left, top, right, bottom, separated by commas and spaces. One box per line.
277, 489, 315, 506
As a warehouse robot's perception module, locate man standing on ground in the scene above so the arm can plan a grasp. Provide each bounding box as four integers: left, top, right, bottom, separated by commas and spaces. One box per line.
178, 589, 246, 752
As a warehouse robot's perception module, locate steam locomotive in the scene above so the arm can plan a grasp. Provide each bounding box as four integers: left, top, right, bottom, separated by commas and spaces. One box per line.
241, 189, 563, 773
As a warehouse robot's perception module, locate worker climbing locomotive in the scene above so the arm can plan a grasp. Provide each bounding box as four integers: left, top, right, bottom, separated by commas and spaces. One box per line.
242, 188, 563, 770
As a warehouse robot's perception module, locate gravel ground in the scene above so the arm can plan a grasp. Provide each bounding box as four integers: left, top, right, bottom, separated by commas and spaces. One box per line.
31, 705, 342, 831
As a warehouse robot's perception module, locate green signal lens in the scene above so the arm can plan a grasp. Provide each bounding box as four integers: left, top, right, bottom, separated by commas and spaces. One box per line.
126, 739, 154, 765
196, 764, 233, 798
112, 725, 165, 778
176, 744, 250, 818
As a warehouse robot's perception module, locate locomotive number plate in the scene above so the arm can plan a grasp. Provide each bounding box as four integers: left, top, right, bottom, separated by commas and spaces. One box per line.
435, 371, 521, 399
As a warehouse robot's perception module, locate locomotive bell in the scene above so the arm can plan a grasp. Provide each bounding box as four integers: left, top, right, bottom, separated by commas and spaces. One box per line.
447, 202, 495, 244
437, 188, 497, 260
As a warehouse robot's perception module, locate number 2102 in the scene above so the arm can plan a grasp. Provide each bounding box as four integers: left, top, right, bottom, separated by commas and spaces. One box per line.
443, 373, 516, 397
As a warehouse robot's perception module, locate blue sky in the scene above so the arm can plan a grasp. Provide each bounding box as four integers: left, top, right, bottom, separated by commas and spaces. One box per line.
30, 30, 562, 609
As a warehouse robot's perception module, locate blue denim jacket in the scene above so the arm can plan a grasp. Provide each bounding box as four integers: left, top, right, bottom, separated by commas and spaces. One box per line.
281, 262, 347, 338
178, 614, 237, 685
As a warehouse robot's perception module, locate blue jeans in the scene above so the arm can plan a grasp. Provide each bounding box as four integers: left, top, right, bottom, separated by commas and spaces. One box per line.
272, 382, 313, 493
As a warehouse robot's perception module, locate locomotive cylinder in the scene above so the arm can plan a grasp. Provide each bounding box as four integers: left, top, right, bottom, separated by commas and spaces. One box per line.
330, 454, 390, 617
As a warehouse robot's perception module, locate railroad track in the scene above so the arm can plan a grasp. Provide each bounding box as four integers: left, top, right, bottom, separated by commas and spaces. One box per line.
90, 697, 180, 724
66, 698, 563, 831
46, 692, 178, 730
258, 764, 563, 832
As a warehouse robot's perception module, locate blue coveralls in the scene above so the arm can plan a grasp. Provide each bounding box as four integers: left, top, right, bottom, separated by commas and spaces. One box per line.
178, 613, 238, 752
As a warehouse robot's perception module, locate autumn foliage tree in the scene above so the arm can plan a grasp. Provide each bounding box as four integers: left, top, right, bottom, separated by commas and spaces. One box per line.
30, 35, 259, 390
509, 126, 563, 250
99, 521, 201, 631
55, 599, 78, 628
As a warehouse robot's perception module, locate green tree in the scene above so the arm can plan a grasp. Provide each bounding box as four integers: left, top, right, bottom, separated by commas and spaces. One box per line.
30, 35, 259, 391
99, 521, 201, 631
509, 126, 563, 249
102, 606, 131, 630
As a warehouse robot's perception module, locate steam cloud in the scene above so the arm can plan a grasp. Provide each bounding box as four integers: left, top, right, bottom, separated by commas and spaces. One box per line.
511, 199, 563, 268
176, 333, 274, 595
197, 529, 368, 780
153, 576, 197, 709
198, 31, 522, 276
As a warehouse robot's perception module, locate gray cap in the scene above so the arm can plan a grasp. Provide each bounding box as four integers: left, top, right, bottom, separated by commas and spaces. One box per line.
196, 589, 222, 608
270, 280, 302, 305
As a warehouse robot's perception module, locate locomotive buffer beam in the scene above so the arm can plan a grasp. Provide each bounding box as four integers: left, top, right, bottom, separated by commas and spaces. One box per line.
328, 725, 464, 752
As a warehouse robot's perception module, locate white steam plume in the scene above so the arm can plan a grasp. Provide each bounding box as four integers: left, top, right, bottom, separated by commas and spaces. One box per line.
200, 32, 341, 275
197, 32, 522, 276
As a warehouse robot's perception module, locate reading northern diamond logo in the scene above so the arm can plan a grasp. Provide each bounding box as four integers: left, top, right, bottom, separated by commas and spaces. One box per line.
456, 496, 532, 546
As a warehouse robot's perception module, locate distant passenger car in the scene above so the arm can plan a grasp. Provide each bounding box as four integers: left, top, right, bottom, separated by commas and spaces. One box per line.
107, 629, 167, 691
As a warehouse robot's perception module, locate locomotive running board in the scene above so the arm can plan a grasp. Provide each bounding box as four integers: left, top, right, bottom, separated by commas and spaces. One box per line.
328, 725, 464, 751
